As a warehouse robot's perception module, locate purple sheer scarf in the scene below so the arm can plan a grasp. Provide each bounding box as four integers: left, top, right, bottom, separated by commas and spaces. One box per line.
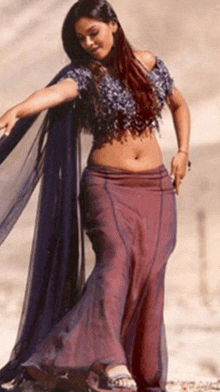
0, 66, 85, 385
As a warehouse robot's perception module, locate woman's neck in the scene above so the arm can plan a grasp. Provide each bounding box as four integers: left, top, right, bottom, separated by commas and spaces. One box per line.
101, 46, 116, 68
100, 48, 119, 77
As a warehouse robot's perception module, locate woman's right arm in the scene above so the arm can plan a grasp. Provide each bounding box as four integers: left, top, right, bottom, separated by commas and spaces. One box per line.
0, 78, 79, 136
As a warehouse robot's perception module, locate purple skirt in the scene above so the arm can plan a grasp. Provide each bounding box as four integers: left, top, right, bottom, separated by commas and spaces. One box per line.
23, 164, 176, 392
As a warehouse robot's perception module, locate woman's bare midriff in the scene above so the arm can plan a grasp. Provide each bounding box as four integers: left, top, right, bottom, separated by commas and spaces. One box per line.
87, 128, 163, 172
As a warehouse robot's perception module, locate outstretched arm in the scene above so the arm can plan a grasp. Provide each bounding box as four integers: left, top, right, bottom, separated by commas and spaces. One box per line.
166, 85, 191, 195
0, 78, 79, 136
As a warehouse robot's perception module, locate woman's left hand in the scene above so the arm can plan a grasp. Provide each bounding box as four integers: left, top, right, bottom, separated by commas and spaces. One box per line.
170, 151, 188, 195
166, 85, 190, 195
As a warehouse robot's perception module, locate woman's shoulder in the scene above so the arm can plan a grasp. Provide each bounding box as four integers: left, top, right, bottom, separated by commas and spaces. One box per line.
135, 51, 174, 100
134, 50, 156, 72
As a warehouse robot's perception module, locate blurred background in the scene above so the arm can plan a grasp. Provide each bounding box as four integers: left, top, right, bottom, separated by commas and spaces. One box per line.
0, 0, 220, 382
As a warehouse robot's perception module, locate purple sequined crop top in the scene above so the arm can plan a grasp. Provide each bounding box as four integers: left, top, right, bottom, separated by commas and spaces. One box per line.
61, 57, 174, 146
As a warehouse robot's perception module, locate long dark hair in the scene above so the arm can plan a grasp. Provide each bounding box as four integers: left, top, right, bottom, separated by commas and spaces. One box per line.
62, 0, 160, 133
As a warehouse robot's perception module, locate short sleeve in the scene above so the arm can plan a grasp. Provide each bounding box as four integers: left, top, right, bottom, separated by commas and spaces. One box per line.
59, 64, 92, 99
148, 57, 174, 105
156, 57, 174, 95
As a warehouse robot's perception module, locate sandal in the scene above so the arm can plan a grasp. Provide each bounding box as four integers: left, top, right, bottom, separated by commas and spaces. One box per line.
86, 362, 137, 392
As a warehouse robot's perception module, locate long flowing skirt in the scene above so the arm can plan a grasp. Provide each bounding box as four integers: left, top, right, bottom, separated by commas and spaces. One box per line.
22, 164, 176, 392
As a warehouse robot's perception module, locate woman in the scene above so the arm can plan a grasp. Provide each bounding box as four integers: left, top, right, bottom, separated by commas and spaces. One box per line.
0, 0, 190, 391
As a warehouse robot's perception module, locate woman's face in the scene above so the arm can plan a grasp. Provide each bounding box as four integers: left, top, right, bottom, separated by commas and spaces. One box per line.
74, 17, 118, 60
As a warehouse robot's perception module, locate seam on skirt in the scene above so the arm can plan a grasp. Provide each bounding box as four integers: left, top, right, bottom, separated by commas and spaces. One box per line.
103, 173, 130, 263
153, 168, 164, 382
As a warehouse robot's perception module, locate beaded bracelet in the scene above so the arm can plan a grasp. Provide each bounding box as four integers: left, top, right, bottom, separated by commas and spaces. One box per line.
177, 149, 191, 171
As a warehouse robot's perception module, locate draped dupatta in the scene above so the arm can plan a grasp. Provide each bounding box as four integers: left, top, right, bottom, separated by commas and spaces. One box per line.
0, 66, 85, 385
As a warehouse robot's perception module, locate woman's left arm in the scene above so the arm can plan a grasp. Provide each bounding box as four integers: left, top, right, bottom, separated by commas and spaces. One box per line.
166, 85, 191, 195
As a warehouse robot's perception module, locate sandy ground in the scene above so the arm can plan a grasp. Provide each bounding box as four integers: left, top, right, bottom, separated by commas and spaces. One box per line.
167, 380, 220, 392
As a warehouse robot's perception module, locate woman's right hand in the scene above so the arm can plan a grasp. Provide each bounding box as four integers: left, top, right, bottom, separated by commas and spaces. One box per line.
0, 109, 18, 137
